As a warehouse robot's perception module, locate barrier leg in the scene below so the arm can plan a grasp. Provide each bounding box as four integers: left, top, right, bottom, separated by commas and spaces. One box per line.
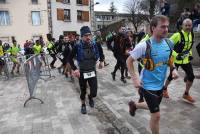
24, 96, 44, 107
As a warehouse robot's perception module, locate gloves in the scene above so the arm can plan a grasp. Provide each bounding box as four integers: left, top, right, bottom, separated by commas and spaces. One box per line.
189, 56, 193, 61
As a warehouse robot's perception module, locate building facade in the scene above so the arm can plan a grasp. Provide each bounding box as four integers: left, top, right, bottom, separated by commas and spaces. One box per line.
0, 0, 49, 45
51, 0, 93, 40
94, 11, 147, 32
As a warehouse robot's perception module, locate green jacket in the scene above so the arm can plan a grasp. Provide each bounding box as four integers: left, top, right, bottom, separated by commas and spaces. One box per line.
7, 45, 20, 56
33, 44, 42, 54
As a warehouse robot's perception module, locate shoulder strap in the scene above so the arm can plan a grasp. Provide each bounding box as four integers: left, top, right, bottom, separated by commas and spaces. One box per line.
173, 31, 185, 53
145, 39, 151, 58
179, 31, 185, 45
188, 31, 194, 51
164, 38, 173, 60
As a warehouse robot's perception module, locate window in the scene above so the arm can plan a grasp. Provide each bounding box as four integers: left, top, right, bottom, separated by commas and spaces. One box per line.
31, 11, 41, 26
57, 9, 71, 21
77, 0, 82, 4
97, 25, 102, 29
56, 0, 70, 4
77, 10, 82, 20
77, 10, 89, 21
0, 0, 6, 3
63, 0, 70, 3
106, 16, 110, 20
31, 0, 38, 4
64, 9, 70, 21
77, 0, 88, 5
0, 11, 10, 26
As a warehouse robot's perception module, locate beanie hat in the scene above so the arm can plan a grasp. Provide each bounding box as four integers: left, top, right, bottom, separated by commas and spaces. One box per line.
80, 26, 91, 37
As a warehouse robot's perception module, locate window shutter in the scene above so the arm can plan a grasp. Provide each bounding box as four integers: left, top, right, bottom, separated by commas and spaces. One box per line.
57, 8, 64, 21
82, 0, 89, 5
56, 0, 63, 2
82, 11, 89, 21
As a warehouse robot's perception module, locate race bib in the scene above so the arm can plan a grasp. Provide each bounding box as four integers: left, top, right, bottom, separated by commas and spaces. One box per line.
83, 71, 95, 79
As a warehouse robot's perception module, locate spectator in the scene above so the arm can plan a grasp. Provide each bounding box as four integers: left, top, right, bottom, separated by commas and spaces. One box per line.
160, 0, 170, 16
190, 3, 200, 29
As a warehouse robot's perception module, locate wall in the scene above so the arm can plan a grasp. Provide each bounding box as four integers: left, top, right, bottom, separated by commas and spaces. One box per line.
0, 0, 49, 45
51, 0, 91, 40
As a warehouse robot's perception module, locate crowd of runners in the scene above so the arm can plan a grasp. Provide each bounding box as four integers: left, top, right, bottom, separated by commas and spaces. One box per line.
1, 12, 200, 134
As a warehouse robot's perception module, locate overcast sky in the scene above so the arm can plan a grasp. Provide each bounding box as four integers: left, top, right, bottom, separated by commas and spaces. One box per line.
94, 0, 128, 13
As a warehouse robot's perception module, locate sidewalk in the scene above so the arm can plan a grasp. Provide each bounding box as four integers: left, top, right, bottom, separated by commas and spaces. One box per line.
0, 71, 116, 134
96, 47, 200, 134
0, 47, 199, 134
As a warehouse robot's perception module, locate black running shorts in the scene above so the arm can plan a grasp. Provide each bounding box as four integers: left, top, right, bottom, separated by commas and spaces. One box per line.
141, 88, 163, 113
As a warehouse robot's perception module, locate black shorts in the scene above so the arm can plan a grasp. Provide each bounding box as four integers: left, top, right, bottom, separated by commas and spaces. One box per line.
167, 62, 195, 82
141, 88, 163, 113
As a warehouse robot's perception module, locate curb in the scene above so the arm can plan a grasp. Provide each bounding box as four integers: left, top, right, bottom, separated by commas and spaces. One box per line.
72, 78, 134, 134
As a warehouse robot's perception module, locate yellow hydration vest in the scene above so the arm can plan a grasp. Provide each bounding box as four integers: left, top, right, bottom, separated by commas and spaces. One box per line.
170, 30, 194, 64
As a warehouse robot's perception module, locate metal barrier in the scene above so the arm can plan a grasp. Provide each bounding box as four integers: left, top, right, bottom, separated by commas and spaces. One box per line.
0, 54, 30, 80
23, 53, 55, 107
39, 53, 55, 80
23, 54, 44, 107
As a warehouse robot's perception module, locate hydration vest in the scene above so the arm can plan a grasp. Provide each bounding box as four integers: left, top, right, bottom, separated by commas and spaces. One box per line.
173, 31, 194, 53
143, 39, 173, 71
76, 41, 99, 72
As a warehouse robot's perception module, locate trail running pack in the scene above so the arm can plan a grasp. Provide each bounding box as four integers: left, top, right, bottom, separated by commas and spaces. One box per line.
143, 39, 173, 71
173, 31, 194, 54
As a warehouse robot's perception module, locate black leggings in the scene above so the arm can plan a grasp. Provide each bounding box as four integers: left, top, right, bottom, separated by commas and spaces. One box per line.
113, 56, 126, 79
79, 72, 98, 100
167, 63, 195, 82
50, 54, 57, 66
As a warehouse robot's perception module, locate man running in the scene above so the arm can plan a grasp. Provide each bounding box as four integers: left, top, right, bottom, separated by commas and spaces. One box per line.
163, 18, 196, 103
69, 26, 104, 114
127, 15, 179, 134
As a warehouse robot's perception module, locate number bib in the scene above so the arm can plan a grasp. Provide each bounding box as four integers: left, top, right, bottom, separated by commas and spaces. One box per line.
83, 71, 95, 79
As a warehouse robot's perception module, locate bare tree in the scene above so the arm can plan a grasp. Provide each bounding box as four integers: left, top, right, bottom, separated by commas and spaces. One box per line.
109, 2, 117, 13
124, 0, 147, 32
140, 0, 160, 21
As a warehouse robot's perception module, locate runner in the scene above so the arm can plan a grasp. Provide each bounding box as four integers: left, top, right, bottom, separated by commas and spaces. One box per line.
69, 26, 104, 114
163, 18, 196, 103
127, 15, 179, 134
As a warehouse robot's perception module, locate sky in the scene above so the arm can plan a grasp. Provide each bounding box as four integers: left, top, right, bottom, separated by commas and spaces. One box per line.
94, 0, 128, 13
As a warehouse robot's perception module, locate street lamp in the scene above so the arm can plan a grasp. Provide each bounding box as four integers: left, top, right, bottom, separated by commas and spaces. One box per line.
90, 1, 100, 31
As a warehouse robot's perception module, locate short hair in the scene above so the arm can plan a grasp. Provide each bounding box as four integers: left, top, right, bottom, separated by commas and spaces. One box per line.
12, 40, 17, 43
150, 15, 169, 31
35, 40, 40, 44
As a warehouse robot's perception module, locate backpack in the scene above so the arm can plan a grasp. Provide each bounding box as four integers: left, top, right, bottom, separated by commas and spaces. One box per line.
143, 39, 173, 71
173, 31, 194, 54
76, 41, 99, 62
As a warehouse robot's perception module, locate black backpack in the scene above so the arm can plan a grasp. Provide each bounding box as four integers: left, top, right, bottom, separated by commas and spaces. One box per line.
173, 31, 194, 53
